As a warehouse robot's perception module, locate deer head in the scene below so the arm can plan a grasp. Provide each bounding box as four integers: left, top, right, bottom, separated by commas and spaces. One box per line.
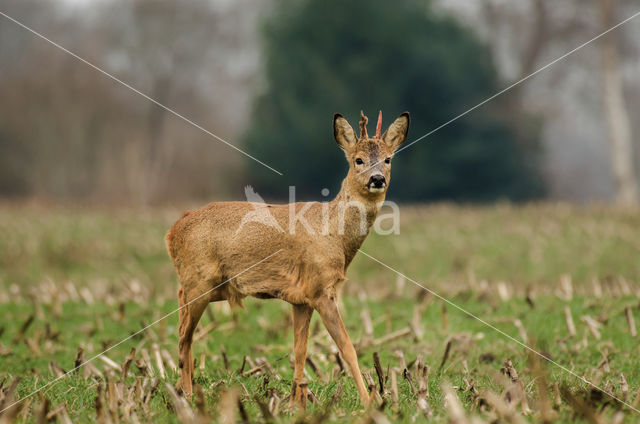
333, 110, 410, 198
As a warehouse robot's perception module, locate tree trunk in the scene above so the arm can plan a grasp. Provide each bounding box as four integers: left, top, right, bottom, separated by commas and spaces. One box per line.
599, 0, 638, 206
139, 76, 170, 205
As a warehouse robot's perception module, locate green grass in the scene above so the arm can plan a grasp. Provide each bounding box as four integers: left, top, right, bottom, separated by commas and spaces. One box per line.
1, 203, 639, 422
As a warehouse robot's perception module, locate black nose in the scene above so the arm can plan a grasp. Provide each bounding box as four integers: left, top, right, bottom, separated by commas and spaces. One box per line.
368, 175, 386, 188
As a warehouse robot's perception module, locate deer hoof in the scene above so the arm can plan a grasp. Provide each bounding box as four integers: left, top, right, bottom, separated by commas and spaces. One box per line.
290, 380, 309, 410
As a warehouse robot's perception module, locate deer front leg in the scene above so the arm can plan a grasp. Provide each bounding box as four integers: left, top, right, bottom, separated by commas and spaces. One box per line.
314, 295, 370, 406
291, 304, 313, 409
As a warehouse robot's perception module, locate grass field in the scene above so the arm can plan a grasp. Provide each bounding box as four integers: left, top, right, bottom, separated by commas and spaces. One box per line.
0, 203, 639, 423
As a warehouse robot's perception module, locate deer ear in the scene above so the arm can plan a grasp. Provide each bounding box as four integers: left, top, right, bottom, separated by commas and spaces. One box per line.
333, 114, 357, 151
382, 112, 410, 151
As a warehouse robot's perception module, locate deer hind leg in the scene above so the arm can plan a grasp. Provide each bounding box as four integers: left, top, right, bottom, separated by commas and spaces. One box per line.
290, 304, 313, 409
177, 284, 218, 397
314, 295, 370, 406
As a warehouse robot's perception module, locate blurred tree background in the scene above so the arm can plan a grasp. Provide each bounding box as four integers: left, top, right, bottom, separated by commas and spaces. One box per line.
245, 0, 545, 202
0, 0, 638, 205
0, 0, 256, 204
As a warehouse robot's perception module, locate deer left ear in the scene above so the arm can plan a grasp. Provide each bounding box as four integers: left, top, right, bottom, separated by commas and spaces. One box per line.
333, 114, 358, 151
382, 112, 410, 151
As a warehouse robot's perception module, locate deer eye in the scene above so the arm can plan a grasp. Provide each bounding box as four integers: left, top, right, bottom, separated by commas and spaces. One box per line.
355, 158, 364, 165
384, 157, 391, 164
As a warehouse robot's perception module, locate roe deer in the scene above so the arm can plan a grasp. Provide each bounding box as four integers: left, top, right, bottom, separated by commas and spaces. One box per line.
165, 110, 409, 407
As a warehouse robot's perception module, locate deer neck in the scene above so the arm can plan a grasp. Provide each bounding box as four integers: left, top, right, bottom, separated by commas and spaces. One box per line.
329, 178, 384, 266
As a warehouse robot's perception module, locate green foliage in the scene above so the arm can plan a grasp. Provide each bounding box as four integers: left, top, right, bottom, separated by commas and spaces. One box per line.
244, 0, 544, 201
1, 205, 638, 422
2, 292, 639, 422
1, 205, 638, 289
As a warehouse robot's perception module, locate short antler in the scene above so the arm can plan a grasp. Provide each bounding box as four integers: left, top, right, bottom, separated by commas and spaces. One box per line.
375, 111, 382, 138
359, 110, 368, 139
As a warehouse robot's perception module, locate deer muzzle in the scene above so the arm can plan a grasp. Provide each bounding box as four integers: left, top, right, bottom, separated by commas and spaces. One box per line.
368, 174, 386, 193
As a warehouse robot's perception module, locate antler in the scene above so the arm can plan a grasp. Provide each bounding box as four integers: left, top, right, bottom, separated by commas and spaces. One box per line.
359, 110, 368, 139
375, 111, 382, 138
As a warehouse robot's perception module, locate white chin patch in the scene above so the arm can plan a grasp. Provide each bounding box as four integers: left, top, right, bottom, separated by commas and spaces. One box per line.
368, 186, 386, 193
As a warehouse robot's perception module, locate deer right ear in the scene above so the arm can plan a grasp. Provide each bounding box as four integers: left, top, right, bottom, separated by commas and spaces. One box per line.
333, 114, 357, 151
382, 112, 410, 151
